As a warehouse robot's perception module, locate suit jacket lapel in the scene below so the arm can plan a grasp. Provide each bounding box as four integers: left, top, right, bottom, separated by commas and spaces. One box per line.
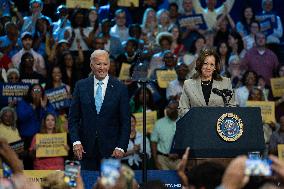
192, 78, 206, 106
86, 76, 97, 111
100, 76, 115, 113
208, 79, 220, 106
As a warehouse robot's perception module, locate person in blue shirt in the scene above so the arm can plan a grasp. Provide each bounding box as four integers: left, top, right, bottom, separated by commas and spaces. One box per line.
0, 22, 21, 58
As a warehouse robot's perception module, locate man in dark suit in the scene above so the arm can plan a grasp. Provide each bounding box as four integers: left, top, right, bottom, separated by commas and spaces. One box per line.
69, 49, 131, 170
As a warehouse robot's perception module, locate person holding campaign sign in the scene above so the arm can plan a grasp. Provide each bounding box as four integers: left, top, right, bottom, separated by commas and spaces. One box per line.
16, 83, 56, 169
258, 0, 283, 44
179, 47, 235, 117
29, 113, 67, 170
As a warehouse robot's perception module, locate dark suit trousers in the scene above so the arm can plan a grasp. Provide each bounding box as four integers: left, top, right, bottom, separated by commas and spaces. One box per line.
80, 136, 102, 170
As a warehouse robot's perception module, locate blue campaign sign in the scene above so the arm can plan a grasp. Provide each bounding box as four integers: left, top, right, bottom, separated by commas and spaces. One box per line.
45, 86, 71, 110
81, 170, 181, 189
0, 82, 30, 107
259, 18, 274, 36
177, 14, 208, 31
255, 13, 277, 30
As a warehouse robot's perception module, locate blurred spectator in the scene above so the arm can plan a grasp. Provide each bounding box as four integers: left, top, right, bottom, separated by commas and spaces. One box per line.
0, 51, 12, 70
260, 0, 283, 44
214, 11, 235, 46
228, 30, 246, 58
110, 9, 129, 43
18, 52, 45, 85
269, 115, 284, 155
16, 83, 55, 169
60, 51, 82, 93
0, 106, 21, 144
166, 63, 189, 101
182, 34, 206, 78
99, 18, 123, 58
86, 7, 100, 48
21, 0, 52, 34
168, 2, 181, 25
187, 162, 225, 189
98, 0, 132, 25
29, 113, 66, 170
241, 32, 279, 85
243, 20, 260, 50
257, 75, 270, 101
236, 5, 255, 37
149, 32, 173, 77
33, 16, 53, 57
52, 5, 71, 42
128, 24, 144, 50
169, 24, 185, 57
248, 86, 265, 101
141, 8, 158, 49
157, 9, 171, 33
45, 65, 71, 94
192, 0, 235, 30
235, 71, 258, 107
273, 66, 284, 137
121, 114, 151, 169
216, 41, 230, 76
69, 9, 91, 51
12, 32, 46, 77
0, 22, 21, 58
130, 86, 158, 114
151, 50, 177, 80
6, 68, 20, 83
227, 55, 242, 88
116, 38, 139, 75
151, 100, 180, 170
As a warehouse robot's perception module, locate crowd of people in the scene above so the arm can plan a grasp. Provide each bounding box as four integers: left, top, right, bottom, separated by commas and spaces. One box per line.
0, 0, 284, 188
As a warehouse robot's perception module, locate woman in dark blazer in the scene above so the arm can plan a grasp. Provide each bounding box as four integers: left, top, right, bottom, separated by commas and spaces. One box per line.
179, 48, 235, 117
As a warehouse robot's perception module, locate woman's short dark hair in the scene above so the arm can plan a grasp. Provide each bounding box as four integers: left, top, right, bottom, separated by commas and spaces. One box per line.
193, 47, 222, 81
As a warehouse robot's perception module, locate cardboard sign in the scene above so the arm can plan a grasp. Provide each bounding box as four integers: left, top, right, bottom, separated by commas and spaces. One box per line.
119, 63, 131, 81
255, 14, 277, 29
45, 86, 71, 110
246, 101, 276, 123
270, 77, 284, 97
259, 18, 274, 36
278, 144, 284, 161
66, 0, 93, 9
156, 70, 177, 88
0, 82, 30, 106
117, 0, 139, 7
134, 111, 157, 133
36, 133, 68, 158
178, 14, 207, 30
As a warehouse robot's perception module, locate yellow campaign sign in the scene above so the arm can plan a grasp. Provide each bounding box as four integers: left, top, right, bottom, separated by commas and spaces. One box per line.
119, 63, 131, 81
270, 77, 284, 97
134, 111, 157, 133
66, 0, 93, 9
246, 101, 276, 123
278, 144, 284, 161
0, 170, 59, 183
117, 0, 139, 7
36, 133, 68, 158
156, 70, 177, 88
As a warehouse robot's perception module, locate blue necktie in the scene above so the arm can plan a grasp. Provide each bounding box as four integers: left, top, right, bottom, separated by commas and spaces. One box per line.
95, 81, 103, 113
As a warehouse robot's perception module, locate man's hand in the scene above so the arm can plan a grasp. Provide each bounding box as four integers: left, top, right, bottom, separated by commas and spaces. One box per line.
177, 147, 190, 188
155, 160, 162, 170
73, 144, 85, 160
112, 149, 124, 159
222, 156, 249, 189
